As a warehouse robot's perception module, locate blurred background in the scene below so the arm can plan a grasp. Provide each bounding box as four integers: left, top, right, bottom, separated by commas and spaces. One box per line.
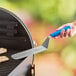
0, 0, 76, 76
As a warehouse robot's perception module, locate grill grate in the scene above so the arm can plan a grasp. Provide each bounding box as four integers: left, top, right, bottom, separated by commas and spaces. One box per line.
0, 49, 24, 76
0, 8, 33, 76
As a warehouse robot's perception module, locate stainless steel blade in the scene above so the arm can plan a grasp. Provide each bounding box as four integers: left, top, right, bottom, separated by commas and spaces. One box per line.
11, 36, 50, 60
12, 46, 46, 60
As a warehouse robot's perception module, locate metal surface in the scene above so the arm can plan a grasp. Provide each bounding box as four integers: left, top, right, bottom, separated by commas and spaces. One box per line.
0, 8, 34, 76
11, 36, 50, 60
8, 55, 33, 76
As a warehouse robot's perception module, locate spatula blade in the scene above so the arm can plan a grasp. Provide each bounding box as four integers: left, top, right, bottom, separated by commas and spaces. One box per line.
11, 36, 50, 60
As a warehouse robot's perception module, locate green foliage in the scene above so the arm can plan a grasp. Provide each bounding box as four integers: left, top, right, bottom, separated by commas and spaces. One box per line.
7, 0, 76, 26
61, 37, 76, 69
59, 69, 74, 76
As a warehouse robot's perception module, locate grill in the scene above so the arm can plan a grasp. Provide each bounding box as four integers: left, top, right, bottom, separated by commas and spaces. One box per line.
0, 8, 34, 76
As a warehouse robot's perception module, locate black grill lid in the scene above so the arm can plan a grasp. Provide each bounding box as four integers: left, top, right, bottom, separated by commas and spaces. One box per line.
0, 8, 34, 76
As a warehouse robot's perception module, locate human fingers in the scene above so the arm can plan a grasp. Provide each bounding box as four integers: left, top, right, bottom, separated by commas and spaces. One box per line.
64, 29, 71, 37
60, 29, 65, 38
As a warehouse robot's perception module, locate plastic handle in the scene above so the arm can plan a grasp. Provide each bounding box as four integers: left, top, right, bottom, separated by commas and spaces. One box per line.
50, 26, 71, 37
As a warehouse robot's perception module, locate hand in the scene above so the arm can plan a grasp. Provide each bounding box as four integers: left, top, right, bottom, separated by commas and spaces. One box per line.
57, 21, 76, 38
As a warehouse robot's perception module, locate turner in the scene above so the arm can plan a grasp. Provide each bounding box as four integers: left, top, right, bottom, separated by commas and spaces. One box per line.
12, 36, 50, 60
11, 25, 71, 60
8, 25, 71, 76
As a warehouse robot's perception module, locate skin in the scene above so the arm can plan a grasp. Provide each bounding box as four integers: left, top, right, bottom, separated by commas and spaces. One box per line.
57, 21, 76, 38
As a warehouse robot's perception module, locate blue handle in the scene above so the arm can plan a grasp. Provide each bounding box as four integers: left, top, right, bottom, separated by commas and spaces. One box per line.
50, 26, 71, 37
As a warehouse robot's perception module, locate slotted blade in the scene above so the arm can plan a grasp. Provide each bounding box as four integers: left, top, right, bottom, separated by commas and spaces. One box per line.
11, 36, 50, 60
8, 55, 33, 76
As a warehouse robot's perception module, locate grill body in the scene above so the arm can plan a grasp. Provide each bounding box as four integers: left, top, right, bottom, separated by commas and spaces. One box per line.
0, 8, 34, 76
